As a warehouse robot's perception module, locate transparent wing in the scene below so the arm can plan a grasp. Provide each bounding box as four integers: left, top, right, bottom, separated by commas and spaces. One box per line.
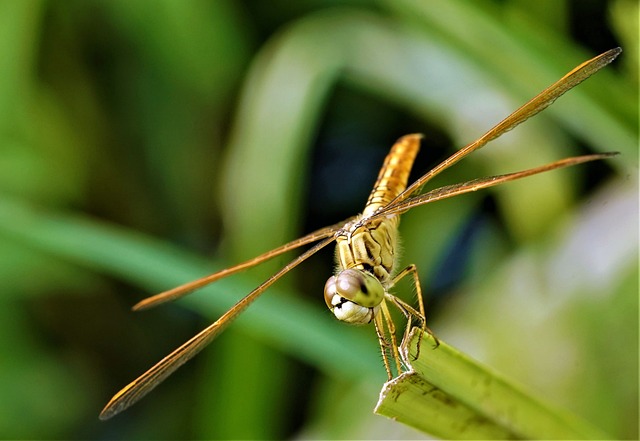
100, 236, 336, 420
368, 153, 617, 221
133, 218, 351, 310
384, 48, 621, 208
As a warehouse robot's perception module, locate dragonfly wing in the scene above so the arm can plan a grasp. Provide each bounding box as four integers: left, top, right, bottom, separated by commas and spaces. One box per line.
371, 153, 617, 219
99, 313, 228, 420
392, 48, 621, 205
100, 236, 336, 420
133, 219, 350, 310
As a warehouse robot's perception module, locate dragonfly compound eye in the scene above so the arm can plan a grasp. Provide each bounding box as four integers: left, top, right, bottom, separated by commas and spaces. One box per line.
323, 269, 384, 325
323, 276, 338, 309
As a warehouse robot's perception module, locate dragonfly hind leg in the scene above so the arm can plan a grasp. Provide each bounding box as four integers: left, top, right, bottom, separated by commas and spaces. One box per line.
388, 264, 439, 361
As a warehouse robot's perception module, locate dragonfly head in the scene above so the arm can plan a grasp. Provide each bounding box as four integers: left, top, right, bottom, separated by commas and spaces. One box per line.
324, 269, 384, 325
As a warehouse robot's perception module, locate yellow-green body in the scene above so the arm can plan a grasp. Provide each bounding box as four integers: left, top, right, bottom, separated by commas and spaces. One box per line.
334, 134, 421, 287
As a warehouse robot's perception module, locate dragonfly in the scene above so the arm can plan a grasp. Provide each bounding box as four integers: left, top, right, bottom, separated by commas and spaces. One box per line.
100, 48, 621, 420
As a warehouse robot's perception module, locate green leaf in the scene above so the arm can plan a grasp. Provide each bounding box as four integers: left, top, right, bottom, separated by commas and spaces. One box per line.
376, 328, 611, 439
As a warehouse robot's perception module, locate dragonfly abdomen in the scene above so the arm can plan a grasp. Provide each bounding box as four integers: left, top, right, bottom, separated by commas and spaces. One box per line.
334, 134, 422, 283
362, 134, 422, 218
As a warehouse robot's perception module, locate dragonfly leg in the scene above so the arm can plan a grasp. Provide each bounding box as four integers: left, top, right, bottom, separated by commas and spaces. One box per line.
391, 264, 426, 323
388, 264, 439, 360
373, 313, 393, 380
380, 300, 403, 376
373, 301, 404, 379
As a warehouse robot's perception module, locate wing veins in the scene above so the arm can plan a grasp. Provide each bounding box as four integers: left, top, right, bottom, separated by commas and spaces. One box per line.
368, 153, 617, 220
386, 48, 621, 208
133, 218, 351, 310
100, 235, 336, 420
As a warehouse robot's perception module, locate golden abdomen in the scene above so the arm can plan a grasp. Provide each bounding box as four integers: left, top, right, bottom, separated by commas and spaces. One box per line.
362, 134, 421, 217
335, 134, 422, 283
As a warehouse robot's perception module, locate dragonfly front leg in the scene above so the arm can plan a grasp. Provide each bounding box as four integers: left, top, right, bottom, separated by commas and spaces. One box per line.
381, 300, 403, 376
374, 302, 405, 379
373, 313, 394, 380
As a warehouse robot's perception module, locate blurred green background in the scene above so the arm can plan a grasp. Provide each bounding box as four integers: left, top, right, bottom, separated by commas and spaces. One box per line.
0, 0, 637, 439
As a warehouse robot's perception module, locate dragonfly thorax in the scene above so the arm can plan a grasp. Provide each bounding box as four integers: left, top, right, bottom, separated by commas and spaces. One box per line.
324, 269, 384, 325
324, 213, 400, 325
335, 216, 400, 283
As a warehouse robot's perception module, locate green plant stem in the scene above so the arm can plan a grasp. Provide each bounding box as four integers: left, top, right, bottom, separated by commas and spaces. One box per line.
375, 328, 611, 440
